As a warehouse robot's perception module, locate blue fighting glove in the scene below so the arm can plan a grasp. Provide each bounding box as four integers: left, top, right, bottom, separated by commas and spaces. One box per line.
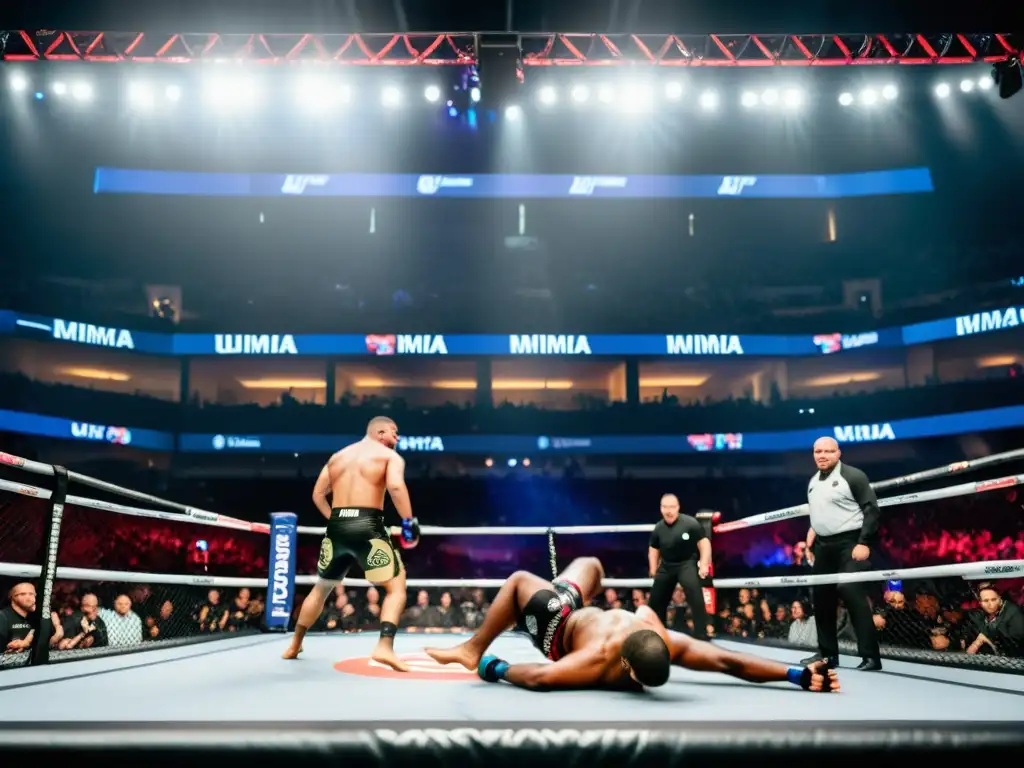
478, 654, 510, 683
400, 517, 421, 548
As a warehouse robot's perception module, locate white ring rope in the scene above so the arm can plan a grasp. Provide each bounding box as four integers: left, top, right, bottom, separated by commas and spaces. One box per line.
2, 559, 1020, 592
713, 473, 1024, 534
3, 471, 1016, 541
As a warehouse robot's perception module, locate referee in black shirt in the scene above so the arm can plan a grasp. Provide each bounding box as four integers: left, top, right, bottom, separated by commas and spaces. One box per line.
647, 494, 712, 640
802, 437, 882, 671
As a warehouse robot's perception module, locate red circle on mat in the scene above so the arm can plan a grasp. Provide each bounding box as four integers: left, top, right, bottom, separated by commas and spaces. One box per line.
334, 653, 477, 681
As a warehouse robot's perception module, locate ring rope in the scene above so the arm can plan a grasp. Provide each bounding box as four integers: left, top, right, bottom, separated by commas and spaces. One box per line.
2, 558, 1019, 591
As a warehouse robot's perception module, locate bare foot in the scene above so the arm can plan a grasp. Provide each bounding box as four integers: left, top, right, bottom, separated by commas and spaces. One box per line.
425, 642, 481, 672
371, 644, 411, 672
282, 643, 303, 660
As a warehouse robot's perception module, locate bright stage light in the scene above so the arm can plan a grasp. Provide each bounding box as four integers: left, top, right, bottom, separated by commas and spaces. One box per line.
165, 85, 182, 102
934, 82, 951, 98
597, 84, 614, 104
9, 74, 28, 92
52, 81, 68, 96
505, 104, 522, 121
782, 88, 804, 108
538, 86, 557, 105
127, 82, 155, 110
470, 86, 481, 103
571, 85, 590, 103
740, 91, 758, 108
699, 90, 719, 110
838, 92, 854, 106
960, 78, 975, 92
664, 81, 683, 99
424, 85, 441, 102
882, 84, 898, 101
760, 88, 779, 106
978, 74, 994, 90
860, 88, 878, 105
381, 86, 402, 107
70, 82, 93, 102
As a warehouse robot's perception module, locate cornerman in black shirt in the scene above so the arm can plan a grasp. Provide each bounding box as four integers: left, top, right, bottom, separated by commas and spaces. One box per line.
647, 494, 712, 641
0, 582, 63, 654
802, 437, 882, 671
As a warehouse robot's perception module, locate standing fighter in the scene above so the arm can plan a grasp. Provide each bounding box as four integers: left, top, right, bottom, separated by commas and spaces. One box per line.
282, 416, 420, 670
802, 436, 882, 671
647, 494, 712, 640
426, 557, 838, 693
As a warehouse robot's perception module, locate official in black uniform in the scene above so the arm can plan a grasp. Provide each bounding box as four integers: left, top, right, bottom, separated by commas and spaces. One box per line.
802, 437, 882, 671
647, 494, 712, 641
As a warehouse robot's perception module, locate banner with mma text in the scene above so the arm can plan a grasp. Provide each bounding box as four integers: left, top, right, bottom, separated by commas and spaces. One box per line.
266, 512, 298, 631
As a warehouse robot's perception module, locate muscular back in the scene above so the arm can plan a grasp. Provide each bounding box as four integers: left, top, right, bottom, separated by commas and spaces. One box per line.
326, 440, 398, 509
564, 607, 660, 688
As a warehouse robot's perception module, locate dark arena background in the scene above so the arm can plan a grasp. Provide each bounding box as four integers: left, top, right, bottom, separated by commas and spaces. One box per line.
1, 0, 1023, 765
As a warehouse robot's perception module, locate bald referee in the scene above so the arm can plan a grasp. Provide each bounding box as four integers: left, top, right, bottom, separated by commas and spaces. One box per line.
647, 494, 711, 641
802, 437, 882, 671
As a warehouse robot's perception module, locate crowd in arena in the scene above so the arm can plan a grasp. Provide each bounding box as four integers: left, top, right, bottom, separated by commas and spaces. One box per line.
2, 370, 1022, 436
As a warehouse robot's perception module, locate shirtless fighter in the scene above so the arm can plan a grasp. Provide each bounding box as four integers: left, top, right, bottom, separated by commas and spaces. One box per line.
283, 416, 420, 671
426, 557, 838, 692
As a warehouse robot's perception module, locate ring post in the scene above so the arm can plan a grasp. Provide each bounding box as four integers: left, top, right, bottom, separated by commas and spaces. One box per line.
30, 465, 69, 666
266, 512, 298, 632
696, 510, 719, 616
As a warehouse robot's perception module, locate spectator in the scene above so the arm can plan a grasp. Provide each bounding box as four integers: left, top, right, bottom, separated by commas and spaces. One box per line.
966, 585, 1024, 657
100, 594, 144, 647
873, 590, 930, 649
197, 589, 229, 633
60, 593, 108, 649
429, 592, 464, 633
788, 600, 817, 648
224, 589, 250, 632
0, 582, 63, 653
321, 592, 358, 632
145, 599, 176, 641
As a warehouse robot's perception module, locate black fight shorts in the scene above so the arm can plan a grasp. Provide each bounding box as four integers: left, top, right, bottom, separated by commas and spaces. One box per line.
519, 580, 584, 661
317, 508, 403, 584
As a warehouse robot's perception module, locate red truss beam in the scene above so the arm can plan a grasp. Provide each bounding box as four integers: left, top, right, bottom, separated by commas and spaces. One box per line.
2, 31, 1018, 66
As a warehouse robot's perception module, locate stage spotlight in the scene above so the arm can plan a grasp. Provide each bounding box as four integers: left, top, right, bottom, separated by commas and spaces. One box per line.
505, 104, 522, 121
424, 85, 441, 102
934, 82, 951, 98
622, 83, 653, 113
882, 84, 898, 101
782, 88, 803, 108
538, 85, 557, 105
70, 82, 93, 102
597, 84, 614, 104
507, 458, 518, 468
205, 78, 257, 108
699, 90, 718, 110
128, 82, 155, 110
9, 73, 28, 92
741, 91, 758, 108
960, 78, 975, 93
761, 88, 779, 106
838, 92, 854, 106
860, 88, 878, 105
571, 84, 590, 103
165, 84, 182, 102
470, 86, 481, 103
978, 74, 995, 90
381, 85, 402, 107
664, 81, 683, 99
52, 81, 68, 97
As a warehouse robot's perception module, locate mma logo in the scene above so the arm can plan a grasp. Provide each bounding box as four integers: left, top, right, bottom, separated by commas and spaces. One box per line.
367, 547, 392, 569
281, 175, 329, 195
318, 539, 333, 571
717, 176, 757, 196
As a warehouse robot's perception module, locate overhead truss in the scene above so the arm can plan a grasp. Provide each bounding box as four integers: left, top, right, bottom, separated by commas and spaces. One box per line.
2, 31, 1018, 67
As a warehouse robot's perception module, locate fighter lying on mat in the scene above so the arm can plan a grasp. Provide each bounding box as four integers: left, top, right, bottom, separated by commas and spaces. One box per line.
426, 557, 839, 692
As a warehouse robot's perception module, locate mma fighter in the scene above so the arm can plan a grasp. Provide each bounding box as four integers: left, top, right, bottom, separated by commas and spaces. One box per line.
427, 557, 838, 693
283, 416, 421, 671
